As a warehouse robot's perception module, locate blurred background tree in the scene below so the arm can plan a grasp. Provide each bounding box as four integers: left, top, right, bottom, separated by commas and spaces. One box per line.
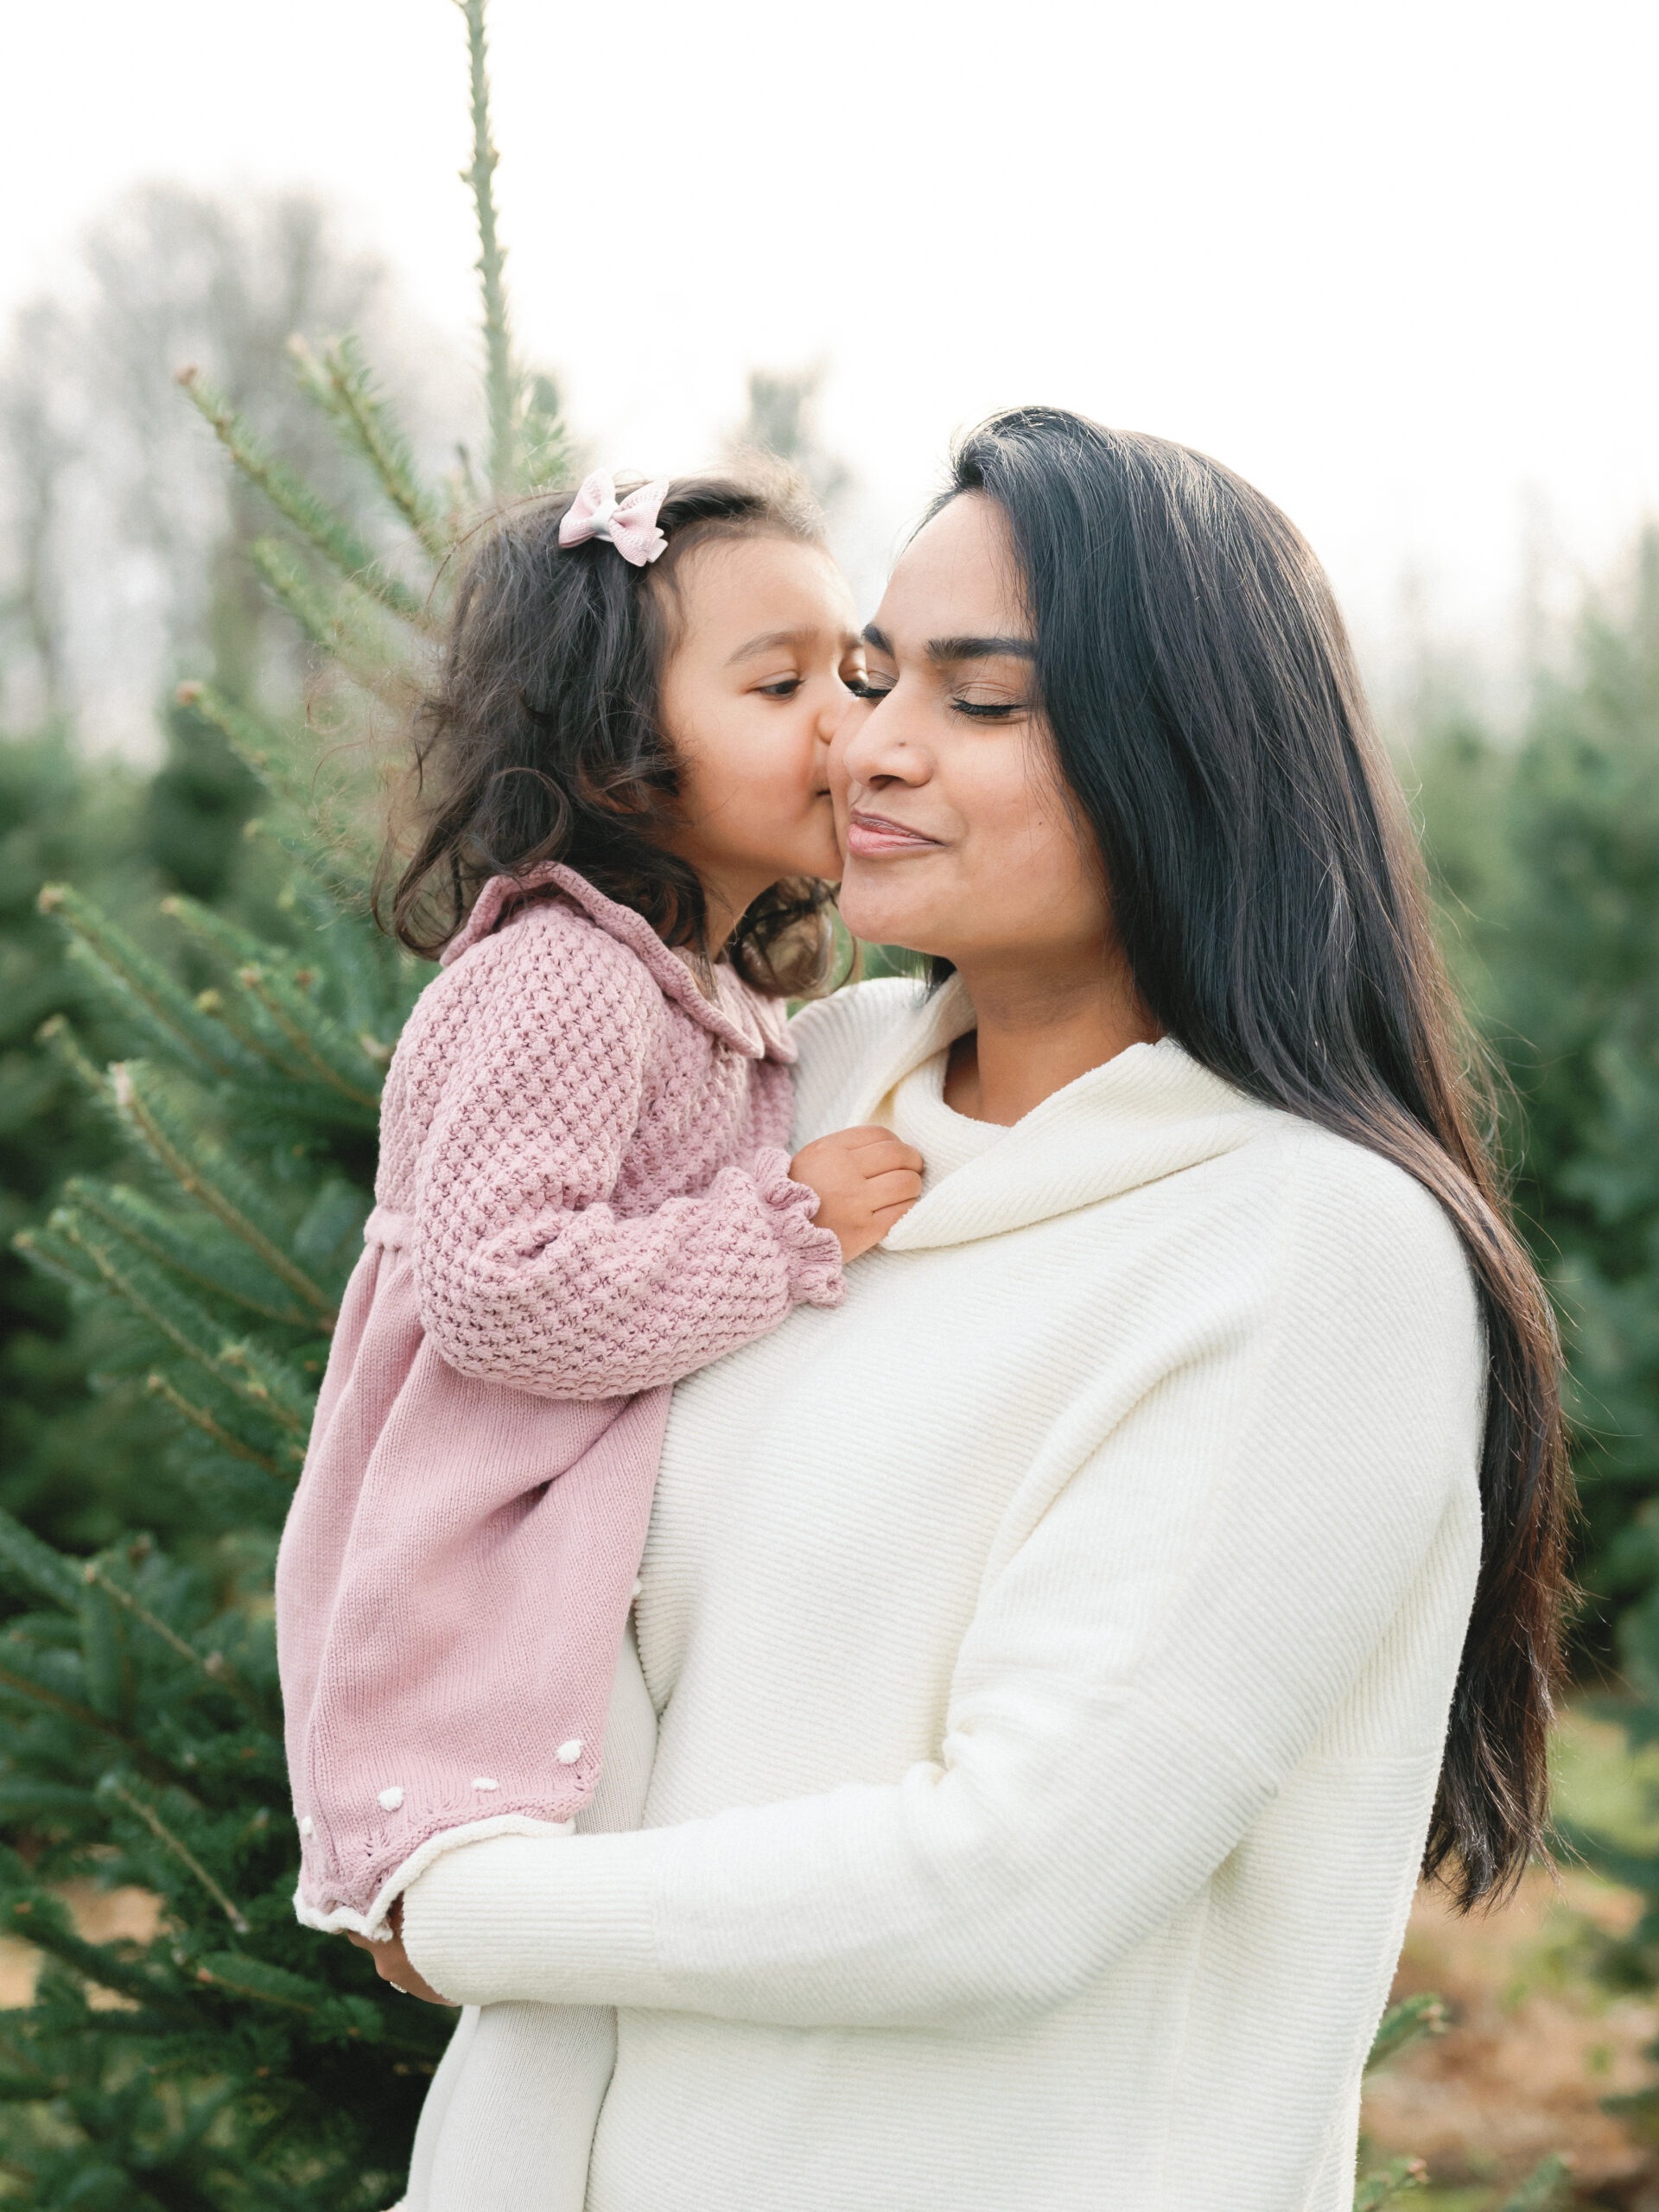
1414, 530, 1659, 1660
728, 362, 854, 524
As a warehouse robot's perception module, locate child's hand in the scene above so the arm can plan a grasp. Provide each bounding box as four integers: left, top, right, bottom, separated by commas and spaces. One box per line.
346, 1900, 454, 2006
790, 1125, 925, 1263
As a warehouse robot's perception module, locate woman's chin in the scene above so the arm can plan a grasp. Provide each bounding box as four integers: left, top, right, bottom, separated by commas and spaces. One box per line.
836, 893, 896, 945
838, 904, 932, 959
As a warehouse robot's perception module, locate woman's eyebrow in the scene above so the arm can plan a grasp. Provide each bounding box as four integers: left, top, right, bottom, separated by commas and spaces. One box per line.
859, 624, 1036, 664
927, 634, 1036, 664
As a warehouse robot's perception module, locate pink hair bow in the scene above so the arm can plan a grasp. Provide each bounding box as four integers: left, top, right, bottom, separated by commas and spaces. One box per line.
557, 470, 671, 565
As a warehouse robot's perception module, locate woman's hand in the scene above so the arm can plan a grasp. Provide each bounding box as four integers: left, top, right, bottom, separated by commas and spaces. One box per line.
345, 1898, 455, 2006
790, 1126, 924, 1262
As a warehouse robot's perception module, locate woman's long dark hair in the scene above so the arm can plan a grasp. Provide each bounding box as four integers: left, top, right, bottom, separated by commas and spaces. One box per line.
381, 470, 835, 995
947, 407, 1568, 1909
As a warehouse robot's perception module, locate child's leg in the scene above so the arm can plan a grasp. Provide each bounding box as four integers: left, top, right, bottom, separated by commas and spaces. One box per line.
400, 1623, 657, 2210
398, 2005, 478, 2209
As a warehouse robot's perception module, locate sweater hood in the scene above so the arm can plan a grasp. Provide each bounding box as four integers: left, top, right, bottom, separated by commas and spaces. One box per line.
441, 863, 794, 1064
845, 976, 1278, 1251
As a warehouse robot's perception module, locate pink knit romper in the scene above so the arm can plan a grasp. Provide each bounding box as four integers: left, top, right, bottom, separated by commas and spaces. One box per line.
275, 863, 843, 1938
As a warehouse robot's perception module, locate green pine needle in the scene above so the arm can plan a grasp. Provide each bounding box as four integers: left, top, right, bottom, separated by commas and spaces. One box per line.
1352, 2155, 1428, 2210
290, 331, 449, 561
1363, 1993, 1448, 2072
176, 365, 424, 622
37, 883, 253, 1083
456, 0, 519, 493
1495, 2154, 1573, 2211
105, 1067, 338, 1323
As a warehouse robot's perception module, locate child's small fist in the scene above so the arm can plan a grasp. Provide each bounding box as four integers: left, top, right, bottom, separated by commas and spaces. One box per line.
789, 1125, 925, 1264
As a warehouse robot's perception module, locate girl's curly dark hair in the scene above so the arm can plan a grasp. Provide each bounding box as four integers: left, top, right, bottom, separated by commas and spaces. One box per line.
379, 468, 836, 996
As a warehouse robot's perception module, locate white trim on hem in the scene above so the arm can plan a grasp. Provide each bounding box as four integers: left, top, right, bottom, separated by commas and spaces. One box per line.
293, 1813, 575, 1941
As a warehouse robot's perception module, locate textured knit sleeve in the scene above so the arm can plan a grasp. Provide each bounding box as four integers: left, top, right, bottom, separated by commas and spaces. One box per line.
412, 913, 842, 1402
403, 1147, 1484, 2024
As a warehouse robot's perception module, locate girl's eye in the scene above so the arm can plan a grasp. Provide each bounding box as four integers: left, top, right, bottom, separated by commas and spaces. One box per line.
756, 677, 804, 698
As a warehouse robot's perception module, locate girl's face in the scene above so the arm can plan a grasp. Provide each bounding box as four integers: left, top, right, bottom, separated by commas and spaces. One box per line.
658, 533, 863, 938
830, 493, 1111, 977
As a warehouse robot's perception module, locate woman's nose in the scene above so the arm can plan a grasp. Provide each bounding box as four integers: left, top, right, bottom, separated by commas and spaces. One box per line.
835, 690, 925, 791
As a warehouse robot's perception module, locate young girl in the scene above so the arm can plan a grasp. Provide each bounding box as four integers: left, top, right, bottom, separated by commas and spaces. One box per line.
274, 467, 921, 1966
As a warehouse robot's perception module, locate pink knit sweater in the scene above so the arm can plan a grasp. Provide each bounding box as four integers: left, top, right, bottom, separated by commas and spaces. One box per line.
274, 864, 842, 1938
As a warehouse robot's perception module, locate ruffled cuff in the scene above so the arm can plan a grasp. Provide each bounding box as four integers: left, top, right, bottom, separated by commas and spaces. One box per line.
752, 1146, 845, 1309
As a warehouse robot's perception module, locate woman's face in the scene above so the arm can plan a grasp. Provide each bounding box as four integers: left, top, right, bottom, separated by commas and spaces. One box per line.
831, 493, 1111, 978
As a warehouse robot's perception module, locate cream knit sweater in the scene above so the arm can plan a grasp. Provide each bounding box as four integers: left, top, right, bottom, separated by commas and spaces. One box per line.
404, 975, 1484, 2212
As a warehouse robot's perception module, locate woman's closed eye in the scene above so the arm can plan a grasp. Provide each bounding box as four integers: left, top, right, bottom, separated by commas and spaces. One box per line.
949, 692, 1029, 721
847, 676, 894, 702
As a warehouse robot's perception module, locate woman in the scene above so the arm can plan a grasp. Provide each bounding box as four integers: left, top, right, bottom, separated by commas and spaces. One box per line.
375, 407, 1568, 2211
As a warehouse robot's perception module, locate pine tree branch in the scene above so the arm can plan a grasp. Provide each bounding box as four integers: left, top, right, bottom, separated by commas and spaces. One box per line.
34, 1013, 109, 1103
232, 969, 383, 1110
455, 0, 518, 492
247, 536, 343, 652
108, 1065, 338, 1325
244, 540, 416, 706
151, 905, 389, 1112
58, 1215, 310, 1441
0, 1649, 182, 1790
0, 1891, 184, 2016
10, 1221, 102, 1300
175, 366, 423, 624
67, 1179, 315, 1330
79, 1578, 134, 1726
1352, 2158, 1429, 2209
36, 886, 249, 1084
79, 1559, 274, 1730
1495, 2155, 1572, 2211
188, 1954, 445, 2056
290, 332, 449, 562
1363, 1993, 1447, 2072
188, 984, 322, 1091
99, 1777, 251, 1935
211, 1341, 313, 1440
237, 817, 378, 926
0, 1780, 98, 1823
146, 1374, 286, 1479
171, 685, 384, 874
0, 1509, 86, 1611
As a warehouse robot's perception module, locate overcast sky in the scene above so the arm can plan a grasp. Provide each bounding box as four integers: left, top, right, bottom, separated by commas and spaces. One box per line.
3, 0, 1656, 720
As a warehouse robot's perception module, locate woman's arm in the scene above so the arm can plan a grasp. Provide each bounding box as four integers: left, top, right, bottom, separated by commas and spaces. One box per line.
404, 1156, 1483, 2026
412, 915, 842, 1401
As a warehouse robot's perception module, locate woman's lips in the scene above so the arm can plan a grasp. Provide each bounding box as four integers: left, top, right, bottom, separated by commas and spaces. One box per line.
845, 810, 944, 859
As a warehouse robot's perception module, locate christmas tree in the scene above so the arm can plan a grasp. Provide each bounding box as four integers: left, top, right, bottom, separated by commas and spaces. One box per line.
2, 6, 569, 2202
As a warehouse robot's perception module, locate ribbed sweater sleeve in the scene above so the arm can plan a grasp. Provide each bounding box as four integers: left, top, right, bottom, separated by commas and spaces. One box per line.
409, 917, 842, 1402
402, 1151, 1484, 2026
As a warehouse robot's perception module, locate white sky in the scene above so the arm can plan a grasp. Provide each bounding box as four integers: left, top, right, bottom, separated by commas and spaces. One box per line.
3, 0, 1656, 721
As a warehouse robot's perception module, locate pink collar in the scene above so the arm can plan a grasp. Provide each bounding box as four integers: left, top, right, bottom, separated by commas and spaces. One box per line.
439, 863, 796, 1065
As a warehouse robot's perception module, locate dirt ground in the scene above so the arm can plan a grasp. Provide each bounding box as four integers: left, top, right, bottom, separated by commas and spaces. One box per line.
1363, 1866, 1659, 2208
0, 1882, 160, 2011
